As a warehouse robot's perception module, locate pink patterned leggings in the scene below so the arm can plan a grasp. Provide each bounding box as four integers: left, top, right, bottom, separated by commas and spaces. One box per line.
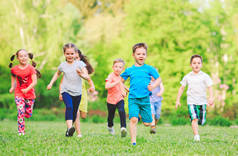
15, 96, 35, 134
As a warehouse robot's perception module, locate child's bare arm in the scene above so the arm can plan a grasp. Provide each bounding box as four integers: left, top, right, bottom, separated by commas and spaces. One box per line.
105, 79, 120, 90
76, 67, 90, 80
176, 85, 185, 108
9, 76, 16, 93
207, 86, 214, 106
156, 82, 164, 97
87, 78, 95, 93
22, 74, 37, 94
148, 77, 162, 91
47, 70, 61, 90
59, 76, 64, 101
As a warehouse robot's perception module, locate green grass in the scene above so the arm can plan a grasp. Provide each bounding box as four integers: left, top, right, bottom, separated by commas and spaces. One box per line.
0, 121, 237, 156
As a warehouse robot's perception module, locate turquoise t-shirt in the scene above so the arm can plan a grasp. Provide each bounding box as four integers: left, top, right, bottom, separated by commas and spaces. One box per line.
121, 64, 160, 98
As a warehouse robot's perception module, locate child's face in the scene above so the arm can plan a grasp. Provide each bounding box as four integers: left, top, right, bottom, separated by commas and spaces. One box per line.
17, 50, 29, 65
75, 52, 80, 61
64, 48, 75, 63
112, 62, 124, 76
190, 57, 202, 73
133, 47, 147, 66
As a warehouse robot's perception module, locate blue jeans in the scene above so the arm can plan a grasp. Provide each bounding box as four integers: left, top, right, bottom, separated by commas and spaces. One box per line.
62, 92, 81, 122
151, 101, 162, 120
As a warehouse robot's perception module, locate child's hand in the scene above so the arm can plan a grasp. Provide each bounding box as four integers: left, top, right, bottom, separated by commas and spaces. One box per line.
147, 83, 153, 91
208, 97, 214, 106
21, 88, 28, 94
47, 84, 52, 90
156, 92, 162, 97
176, 100, 181, 109
59, 93, 63, 101
9, 87, 14, 93
88, 87, 95, 93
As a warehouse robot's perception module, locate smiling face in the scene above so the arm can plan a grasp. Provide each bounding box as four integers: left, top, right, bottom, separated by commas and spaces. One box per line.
64, 48, 76, 63
113, 62, 124, 76
133, 47, 147, 66
190, 57, 202, 73
17, 50, 29, 66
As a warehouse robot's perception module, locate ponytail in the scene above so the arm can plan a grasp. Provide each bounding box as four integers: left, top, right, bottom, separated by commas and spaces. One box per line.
77, 49, 94, 74
9, 54, 16, 68
28, 53, 41, 78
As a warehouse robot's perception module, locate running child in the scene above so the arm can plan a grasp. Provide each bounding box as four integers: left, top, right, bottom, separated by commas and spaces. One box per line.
58, 48, 95, 137
150, 77, 164, 134
176, 54, 214, 141
105, 58, 128, 137
121, 43, 162, 145
47, 43, 94, 137
9, 49, 40, 135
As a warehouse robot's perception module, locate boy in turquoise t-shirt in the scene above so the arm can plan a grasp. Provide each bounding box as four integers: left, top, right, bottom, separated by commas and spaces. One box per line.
121, 43, 162, 145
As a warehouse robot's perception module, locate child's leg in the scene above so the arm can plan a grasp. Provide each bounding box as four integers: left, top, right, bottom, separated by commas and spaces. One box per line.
128, 98, 140, 144
72, 95, 81, 134
154, 101, 162, 126
116, 100, 126, 128
130, 117, 138, 143
15, 97, 26, 134
188, 104, 200, 136
139, 97, 152, 127
62, 92, 74, 129
192, 119, 199, 135
72, 95, 81, 123
150, 102, 156, 128
107, 103, 116, 128
25, 99, 35, 118
75, 111, 81, 135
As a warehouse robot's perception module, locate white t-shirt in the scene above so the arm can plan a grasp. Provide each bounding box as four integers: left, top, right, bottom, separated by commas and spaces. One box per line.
180, 71, 213, 105
58, 60, 86, 96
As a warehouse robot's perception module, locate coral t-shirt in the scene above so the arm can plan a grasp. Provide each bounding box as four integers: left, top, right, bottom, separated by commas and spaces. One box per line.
11, 65, 36, 99
106, 72, 124, 104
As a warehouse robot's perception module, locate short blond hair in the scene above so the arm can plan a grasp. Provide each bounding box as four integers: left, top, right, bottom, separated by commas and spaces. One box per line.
113, 58, 125, 66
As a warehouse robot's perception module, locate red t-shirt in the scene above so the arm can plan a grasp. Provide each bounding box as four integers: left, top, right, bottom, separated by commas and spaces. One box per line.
11, 65, 36, 99
106, 72, 124, 104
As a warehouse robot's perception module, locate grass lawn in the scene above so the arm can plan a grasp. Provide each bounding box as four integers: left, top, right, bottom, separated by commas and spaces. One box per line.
0, 120, 237, 156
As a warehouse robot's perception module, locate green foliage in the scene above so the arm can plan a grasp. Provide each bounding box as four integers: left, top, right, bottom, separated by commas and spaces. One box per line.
208, 116, 232, 127
0, 0, 237, 119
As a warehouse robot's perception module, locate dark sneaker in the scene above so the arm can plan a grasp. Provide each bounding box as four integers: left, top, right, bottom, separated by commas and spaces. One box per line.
65, 127, 75, 137
150, 128, 156, 134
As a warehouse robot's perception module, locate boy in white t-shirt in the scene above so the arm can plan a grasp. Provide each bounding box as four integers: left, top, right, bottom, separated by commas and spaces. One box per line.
176, 55, 214, 141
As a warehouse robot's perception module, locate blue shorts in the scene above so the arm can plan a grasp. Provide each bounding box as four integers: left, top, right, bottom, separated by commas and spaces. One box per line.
128, 96, 152, 123
151, 100, 162, 120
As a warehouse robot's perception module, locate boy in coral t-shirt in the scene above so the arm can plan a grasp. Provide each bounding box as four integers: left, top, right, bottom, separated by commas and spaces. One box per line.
105, 58, 128, 137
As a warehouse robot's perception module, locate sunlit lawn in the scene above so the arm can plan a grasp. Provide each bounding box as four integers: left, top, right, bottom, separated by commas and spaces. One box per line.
0, 120, 237, 156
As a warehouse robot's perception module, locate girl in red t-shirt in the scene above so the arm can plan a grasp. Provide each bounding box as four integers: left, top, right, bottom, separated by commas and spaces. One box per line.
9, 49, 40, 136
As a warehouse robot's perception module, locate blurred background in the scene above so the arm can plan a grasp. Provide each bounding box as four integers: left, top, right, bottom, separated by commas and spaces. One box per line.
0, 0, 237, 125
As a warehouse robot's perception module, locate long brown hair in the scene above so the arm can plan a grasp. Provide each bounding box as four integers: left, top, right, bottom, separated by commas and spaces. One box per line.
77, 49, 94, 74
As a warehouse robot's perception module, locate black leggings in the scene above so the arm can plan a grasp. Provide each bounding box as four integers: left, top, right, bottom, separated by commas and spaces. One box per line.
107, 100, 126, 128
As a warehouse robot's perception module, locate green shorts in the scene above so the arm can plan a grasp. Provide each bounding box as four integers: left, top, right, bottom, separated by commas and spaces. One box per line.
128, 97, 152, 123
188, 104, 207, 125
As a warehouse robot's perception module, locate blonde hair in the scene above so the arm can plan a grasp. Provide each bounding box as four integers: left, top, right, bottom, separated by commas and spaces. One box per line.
113, 58, 125, 66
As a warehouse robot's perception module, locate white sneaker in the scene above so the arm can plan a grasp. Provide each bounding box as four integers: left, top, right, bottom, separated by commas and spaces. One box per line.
77, 134, 82, 138
121, 127, 127, 137
108, 127, 115, 135
194, 135, 200, 141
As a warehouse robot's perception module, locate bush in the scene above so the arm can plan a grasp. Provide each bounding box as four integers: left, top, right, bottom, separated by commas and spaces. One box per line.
208, 116, 232, 127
